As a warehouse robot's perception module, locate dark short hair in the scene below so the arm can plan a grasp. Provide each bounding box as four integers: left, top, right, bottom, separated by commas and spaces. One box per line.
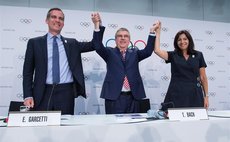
46, 8, 65, 20
173, 30, 195, 55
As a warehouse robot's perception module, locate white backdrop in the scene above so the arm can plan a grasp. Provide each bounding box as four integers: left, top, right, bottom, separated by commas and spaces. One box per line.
0, 6, 230, 116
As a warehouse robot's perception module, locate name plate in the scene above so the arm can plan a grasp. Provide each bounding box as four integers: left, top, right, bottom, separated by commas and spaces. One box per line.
7, 111, 61, 127
168, 108, 208, 121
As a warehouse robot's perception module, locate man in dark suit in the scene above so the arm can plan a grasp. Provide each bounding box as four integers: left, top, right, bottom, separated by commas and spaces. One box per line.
93, 20, 159, 114
23, 8, 104, 114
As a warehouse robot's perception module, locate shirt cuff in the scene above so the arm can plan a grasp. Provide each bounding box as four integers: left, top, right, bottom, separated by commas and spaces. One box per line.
94, 28, 100, 32
24, 97, 33, 101
149, 32, 156, 36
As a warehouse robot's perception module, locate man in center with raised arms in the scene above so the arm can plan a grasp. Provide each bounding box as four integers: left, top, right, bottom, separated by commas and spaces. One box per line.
92, 16, 160, 114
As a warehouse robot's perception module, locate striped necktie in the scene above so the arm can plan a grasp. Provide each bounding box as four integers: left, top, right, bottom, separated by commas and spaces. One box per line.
121, 51, 130, 90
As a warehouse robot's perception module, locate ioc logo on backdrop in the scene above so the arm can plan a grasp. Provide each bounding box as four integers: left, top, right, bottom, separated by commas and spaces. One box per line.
226, 32, 230, 37
82, 57, 90, 62
161, 27, 168, 32
19, 37, 30, 42
17, 93, 23, 99
135, 25, 144, 31
108, 24, 118, 29
206, 61, 215, 66
161, 43, 169, 49
161, 92, 167, 97
18, 55, 25, 60
84, 75, 90, 81
206, 45, 214, 50
161, 75, 170, 81
205, 30, 213, 35
17, 74, 23, 80
80, 22, 91, 28
208, 76, 216, 81
20, 18, 32, 24
208, 92, 216, 97
79, 39, 90, 42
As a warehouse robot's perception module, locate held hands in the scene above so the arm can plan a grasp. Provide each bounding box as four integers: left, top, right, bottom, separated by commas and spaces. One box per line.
91, 12, 101, 29
150, 20, 161, 34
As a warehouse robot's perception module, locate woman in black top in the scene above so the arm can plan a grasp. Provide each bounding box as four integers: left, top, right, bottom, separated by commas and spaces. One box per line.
154, 21, 209, 109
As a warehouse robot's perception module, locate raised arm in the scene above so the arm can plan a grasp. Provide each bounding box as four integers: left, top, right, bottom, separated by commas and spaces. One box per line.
91, 12, 101, 30
92, 13, 108, 61
154, 21, 169, 61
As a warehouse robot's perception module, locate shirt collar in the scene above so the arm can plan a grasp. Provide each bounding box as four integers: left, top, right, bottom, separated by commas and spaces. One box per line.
47, 32, 61, 40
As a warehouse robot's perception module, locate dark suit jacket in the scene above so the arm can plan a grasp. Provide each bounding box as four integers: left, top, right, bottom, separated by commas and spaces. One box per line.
23, 26, 105, 107
93, 28, 156, 100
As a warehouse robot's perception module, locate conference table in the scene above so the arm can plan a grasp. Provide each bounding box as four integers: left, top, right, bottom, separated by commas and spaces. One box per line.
0, 111, 230, 142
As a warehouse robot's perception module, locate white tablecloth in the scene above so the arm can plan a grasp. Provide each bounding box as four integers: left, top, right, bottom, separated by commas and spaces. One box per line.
0, 111, 230, 142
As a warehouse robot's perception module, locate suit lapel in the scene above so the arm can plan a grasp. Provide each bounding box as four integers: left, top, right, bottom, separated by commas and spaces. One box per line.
41, 35, 48, 66
61, 36, 71, 60
125, 48, 132, 62
114, 47, 124, 67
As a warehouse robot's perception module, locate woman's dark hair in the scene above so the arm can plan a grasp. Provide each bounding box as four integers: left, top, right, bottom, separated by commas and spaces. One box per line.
173, 30, 195, 55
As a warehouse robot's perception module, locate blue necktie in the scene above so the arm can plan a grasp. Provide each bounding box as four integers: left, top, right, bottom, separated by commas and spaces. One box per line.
52, 36, 60, 84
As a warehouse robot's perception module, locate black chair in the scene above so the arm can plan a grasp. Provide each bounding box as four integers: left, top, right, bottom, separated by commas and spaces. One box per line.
139, 99, 150, 113
8, 101, 24, 112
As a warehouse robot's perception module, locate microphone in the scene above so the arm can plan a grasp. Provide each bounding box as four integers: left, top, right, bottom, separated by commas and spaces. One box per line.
47, 84, 56, 111
160, 102, 174, 112
147, 109, 167, 120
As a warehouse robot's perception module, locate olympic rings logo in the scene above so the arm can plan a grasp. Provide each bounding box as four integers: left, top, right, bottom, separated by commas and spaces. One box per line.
18, 55, 25, 60
186, 29, 192, 33
17, 74, 23, 79
161, 43, 169, 48
208, 92, 216, 97
135, 25, 144, 30
134, 40, 146, 49
84, 75, 89, 80
161, 27, 168, 32
105, 38, 146, 49
17, 93, 23, 99
108, 24, 118, 29
82, 57, 90, 62
208, 76, 215, 81
80, 22, 91, 27
205, 30, 213, 35
207, 61, 215, 65
79, 39, 90, 42
161, 92, 167, 97
208, 108, 216, 111
105, 38, 116, 47
206, 45, 214, 50
20, 19, 32, 24
78, 112, 89, 115
19, 37, 30, 42
226, 32, 230, 37
161, 75, 170, 81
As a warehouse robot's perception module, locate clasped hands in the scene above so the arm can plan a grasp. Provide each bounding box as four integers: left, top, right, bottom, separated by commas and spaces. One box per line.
91, 12, 101, 29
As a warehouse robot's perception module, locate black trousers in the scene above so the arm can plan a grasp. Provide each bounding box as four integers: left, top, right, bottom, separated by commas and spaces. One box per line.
105, 92, 140, 114
35, 83, 75, 115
